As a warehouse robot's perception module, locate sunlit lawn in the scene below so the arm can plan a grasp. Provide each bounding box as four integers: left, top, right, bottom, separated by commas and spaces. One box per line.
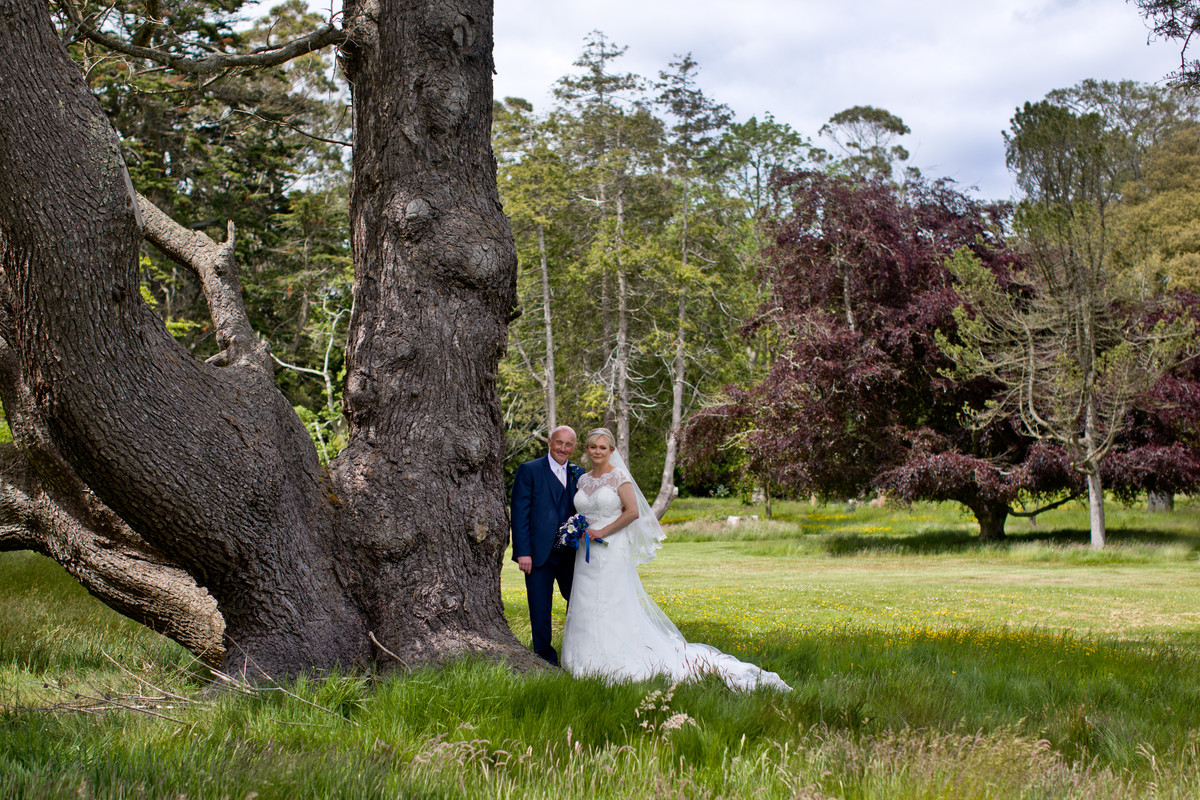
505, 497, 1200, 653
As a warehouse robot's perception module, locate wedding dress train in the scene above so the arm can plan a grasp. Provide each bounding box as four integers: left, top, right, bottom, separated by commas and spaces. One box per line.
561, 468, 790, 691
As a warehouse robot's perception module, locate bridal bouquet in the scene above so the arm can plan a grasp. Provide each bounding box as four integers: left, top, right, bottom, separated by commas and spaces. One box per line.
555, 513, 606, 562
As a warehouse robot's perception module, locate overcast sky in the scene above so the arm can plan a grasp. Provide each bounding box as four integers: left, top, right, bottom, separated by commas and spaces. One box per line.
491, 0, 1187, 200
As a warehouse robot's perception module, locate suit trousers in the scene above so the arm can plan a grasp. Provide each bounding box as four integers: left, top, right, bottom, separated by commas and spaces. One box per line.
524, 548, 575, 665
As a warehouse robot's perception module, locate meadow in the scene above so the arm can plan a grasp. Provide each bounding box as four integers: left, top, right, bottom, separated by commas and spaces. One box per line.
3, 498, 1200, 798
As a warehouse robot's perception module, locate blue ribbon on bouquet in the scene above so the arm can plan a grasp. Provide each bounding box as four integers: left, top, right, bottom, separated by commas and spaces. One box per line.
557, 513, 606, 562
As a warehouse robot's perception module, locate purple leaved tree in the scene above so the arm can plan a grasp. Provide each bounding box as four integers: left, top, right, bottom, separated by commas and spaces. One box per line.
685, 172, 1086, 540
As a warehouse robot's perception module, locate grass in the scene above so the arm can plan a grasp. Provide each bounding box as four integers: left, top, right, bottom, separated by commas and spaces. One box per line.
4, 497, 1200, 798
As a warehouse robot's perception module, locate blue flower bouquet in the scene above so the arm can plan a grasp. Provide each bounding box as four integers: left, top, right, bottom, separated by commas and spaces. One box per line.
555, 513, 607, 562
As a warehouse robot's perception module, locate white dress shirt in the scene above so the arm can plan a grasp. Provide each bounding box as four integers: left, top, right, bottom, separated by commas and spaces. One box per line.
547, 455, 567, 487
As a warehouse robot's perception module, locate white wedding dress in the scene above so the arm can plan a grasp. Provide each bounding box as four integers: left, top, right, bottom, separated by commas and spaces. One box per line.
561, 467, 791, 691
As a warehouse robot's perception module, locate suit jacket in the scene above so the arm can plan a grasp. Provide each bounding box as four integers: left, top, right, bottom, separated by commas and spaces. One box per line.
510, 456, 578, 569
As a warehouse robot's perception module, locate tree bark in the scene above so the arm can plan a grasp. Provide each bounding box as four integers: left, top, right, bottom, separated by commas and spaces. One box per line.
651, 298, 685, 520
1084, 395, 1107, 549
0, 0, 530, 676
1086, 467, 1106, 549
538, 222, 557, 431
0, 443, 225, 665
652, 177, 688, 520
1148, 490, 1174, 513
969, 501, 1008, 542
331, 0, 528, 666
613, 194, 632, 461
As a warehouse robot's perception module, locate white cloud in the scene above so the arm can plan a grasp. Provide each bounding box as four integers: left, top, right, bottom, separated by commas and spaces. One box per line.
494, 0, 1184, 198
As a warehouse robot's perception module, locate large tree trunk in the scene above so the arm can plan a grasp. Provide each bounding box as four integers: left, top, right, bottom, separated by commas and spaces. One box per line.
0, 0, 528, 676
968, 500, 1008, 542
329, 0, 525, 665
1148, 490, 1174, 513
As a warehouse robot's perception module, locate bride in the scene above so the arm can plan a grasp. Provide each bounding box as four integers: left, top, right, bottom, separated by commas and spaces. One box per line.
561, 428, 791, 691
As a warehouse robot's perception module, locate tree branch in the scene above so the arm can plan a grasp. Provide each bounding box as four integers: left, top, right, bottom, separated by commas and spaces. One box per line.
73, 19, 346, 75
0, 426, 225, 664
231, 108, 351, 147
1009, 491, 1084, 518
137, 194, 271, 373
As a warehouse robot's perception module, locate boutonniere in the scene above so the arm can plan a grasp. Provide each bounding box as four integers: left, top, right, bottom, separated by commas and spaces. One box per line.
568, 464, 585, 480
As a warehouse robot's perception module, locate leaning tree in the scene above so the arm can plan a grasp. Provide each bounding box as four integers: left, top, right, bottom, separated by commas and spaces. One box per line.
0, 0, 531, 677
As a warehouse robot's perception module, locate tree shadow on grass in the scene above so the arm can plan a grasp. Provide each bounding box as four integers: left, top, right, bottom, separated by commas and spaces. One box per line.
813, 525, 1200, 558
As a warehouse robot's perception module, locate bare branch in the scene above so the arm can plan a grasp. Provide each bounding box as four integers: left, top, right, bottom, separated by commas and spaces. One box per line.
137, 194, 270, 374
0, 442, 226, 664
75, 20, 346, 75
369, 631, 412, 673
231, 108, 351, 147
509, 327, 547, 389
1009, 491, 1084, 518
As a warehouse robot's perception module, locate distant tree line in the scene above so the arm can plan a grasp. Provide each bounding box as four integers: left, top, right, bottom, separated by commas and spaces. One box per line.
684, 79, 1200, 546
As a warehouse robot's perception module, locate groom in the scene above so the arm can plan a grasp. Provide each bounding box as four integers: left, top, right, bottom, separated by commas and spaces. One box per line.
510, 425, 582, 666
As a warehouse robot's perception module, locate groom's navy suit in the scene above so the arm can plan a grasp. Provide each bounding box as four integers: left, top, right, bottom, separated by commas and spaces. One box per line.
510, 455, 578, 665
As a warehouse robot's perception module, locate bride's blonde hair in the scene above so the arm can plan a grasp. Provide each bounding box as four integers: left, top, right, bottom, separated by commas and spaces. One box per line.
584, 427, 617, 462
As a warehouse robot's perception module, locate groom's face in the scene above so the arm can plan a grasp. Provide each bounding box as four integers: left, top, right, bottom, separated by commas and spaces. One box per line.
549, 429, 577, 465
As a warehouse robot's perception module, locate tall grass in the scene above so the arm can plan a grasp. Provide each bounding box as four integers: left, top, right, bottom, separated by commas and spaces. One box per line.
4, 499, 1200, 798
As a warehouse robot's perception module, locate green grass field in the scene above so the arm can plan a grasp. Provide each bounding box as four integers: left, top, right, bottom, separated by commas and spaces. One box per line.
4, 498, 1200, 798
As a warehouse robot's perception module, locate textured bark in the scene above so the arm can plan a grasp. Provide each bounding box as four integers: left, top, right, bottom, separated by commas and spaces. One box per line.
968, 500, 1009, 542
330, 0, 531, 666
0, 4, 366, 673
0, 443, 225, 664
0, 0, 526, 678
0, 336, 223, 664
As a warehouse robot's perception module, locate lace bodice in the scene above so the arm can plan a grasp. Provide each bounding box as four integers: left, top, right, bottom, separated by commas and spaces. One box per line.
573, 468, 632, 528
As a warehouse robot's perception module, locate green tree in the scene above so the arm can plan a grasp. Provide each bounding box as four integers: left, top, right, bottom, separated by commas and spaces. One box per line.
551, 31, 669, 461
493, 96, 588, 457
944, 99, 1191, 548
648, 53, 732, 516
1045, 79, 1199, 183
818, 105, 912, 181
69, 0, 356, 462
1113, 123, 1200, 294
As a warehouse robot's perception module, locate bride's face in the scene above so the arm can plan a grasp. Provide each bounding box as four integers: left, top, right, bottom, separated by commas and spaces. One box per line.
586, 436, 614, 467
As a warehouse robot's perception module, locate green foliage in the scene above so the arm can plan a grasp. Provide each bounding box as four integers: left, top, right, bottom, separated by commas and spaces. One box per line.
56, 0, 354, 460
818, 105, 912, 180
495, 36, 766, 491
139, 256, 204, 341
1113, 123, 1200, 293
